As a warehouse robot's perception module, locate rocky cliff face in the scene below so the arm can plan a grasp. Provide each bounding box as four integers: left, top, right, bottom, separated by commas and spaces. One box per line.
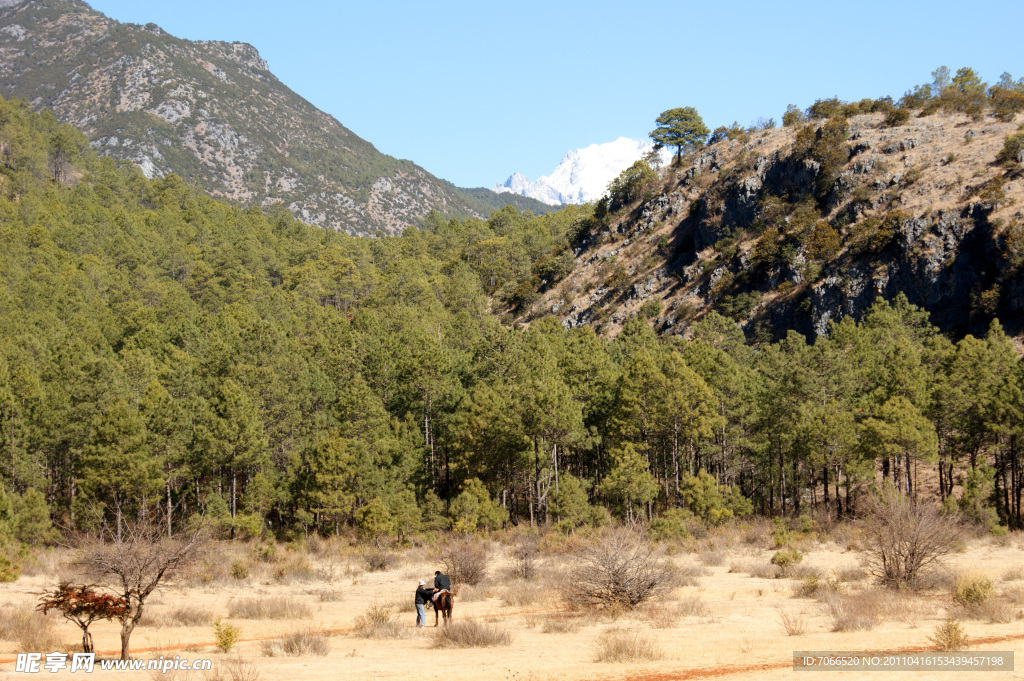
0, 0, 547, 235
522, 111, 1024, 342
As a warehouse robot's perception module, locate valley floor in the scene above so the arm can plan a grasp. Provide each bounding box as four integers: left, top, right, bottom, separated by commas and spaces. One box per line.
1, 534, 1023, 681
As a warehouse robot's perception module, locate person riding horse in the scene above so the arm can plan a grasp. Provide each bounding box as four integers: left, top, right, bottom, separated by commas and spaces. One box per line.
430, 570, 454, 625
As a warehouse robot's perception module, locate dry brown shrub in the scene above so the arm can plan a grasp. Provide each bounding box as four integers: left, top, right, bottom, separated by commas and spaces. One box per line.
183, 553, 232, 586
1003, 586, 1024, 605
140, 606, 215, 628
930, 616, 970, 651
777, 608, 808, 636
362, 546, 393, 572
307, 534, 337, 559
314, 589, 343, 602
641, 602, 681, 628
676, 562, 710, 586
1001, 566, 1024, 582
351, 603, 407, 639
0, 606, 68, 651
261, 629, 330, 657
17, 611, 69, 653
825, 522, 863, 550
510, 534, 541, 580
227, 596, 311, 620
741, 519, 773, 547
433, 620, 512, 648
676, 594, 710, 618
838, 567, 867, 583
795, 573, 844, 599
438, 535, 490, 589
862, 485, 965, 589
698, 550, 726, 567
560, 528, 672, 610
273, 556, 318, 583
453, 584, 488, 602
593, 628, 664, 663
0, 604, 23, 640
342, 561, 365, 579
537, 532, 571, 556
820, 590, 887, 631
500, 581, 551, 607
20, 548, 77, 578
952, 573, 994, 605
733, 560, 781, 579
972, 600, 1017, 623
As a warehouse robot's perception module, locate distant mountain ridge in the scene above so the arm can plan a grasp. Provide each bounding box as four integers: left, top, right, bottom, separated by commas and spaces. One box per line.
494, 137, 672, 206
0, 0, 551, 235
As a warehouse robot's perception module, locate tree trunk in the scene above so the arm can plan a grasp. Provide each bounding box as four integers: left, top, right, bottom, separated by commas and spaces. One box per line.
822, 465, 830, 516
778, 445, 785, 515
834, 470, 842, 520
230, 469, 237, 540
553, 443, 559, 493
120, 619, 135, 660
166, 477, 172, 538
909, 454, 917, 497
671, 430, 679, 505
534, 439, 541, 525
938, 455, 946, 499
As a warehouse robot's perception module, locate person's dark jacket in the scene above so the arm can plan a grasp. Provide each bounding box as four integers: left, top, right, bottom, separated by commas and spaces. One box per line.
415, 586, 434, 605
434, 573, 452, 591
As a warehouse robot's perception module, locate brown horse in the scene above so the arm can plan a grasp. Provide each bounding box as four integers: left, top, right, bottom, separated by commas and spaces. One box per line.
433, 590, 453, 626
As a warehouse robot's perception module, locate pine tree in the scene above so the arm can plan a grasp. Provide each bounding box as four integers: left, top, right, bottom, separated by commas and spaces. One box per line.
862, 396, 938, 498
80, 398, 159, 531
650, 107, 710, 165
600, 443, 659, 523
197, 379, 268, 538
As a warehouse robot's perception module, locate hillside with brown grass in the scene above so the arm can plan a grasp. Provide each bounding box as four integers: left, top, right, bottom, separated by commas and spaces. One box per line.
519, 110, 1024, 342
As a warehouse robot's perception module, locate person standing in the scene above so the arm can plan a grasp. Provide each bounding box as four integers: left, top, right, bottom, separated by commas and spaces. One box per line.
414, 580, 434, 627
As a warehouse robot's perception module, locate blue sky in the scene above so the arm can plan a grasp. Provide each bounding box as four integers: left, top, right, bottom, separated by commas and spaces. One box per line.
88, 0, 1024, 188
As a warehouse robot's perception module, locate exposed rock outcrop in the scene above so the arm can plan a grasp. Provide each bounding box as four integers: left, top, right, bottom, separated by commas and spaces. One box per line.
520, 111, 1024, 342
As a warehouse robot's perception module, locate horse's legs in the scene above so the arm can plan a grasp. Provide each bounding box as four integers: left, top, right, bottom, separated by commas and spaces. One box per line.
435, 601, 439, 627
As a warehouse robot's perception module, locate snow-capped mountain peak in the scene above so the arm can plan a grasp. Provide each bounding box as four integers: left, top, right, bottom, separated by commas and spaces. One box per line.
493, 137, 672, 206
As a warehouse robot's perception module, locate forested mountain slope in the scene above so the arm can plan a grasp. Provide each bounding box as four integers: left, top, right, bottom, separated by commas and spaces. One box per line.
516, 88, 1024, 343
2, 78, 1023, 550
0, 0, 551, 236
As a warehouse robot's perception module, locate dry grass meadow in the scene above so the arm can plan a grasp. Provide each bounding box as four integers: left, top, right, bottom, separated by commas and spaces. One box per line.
2, 523, 1024, 681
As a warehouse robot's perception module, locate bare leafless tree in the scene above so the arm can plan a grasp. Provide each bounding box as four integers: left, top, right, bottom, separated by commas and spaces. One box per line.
71, 504, 206, 660
862, 484, 965, 590
510, 534, 540, 580
437, 534, 489, 589
560, 527, 672, 609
